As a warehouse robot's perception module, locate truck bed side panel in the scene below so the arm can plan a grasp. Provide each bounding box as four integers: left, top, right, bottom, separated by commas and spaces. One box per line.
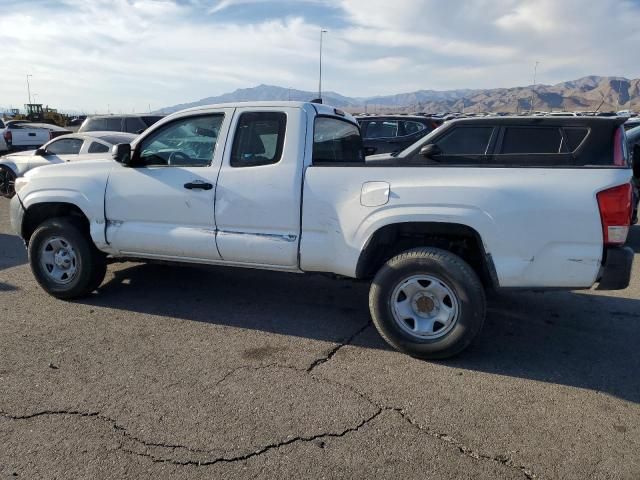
301, 166, 632, 287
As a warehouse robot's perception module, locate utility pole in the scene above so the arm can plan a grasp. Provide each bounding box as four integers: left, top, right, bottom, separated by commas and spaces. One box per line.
26, 74, 33, 105
530, 61, 539, 113
318, 29, 328, 101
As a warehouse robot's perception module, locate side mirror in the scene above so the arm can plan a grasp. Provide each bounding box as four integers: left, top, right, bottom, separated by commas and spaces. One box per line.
35, 148, 46, 156
419, 143, 441, 159
364, 146, 377, 156
633, 144, 640, 179
112, 143, 132, 165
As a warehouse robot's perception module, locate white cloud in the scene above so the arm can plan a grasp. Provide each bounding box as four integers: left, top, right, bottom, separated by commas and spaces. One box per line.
0, 0, 639, 112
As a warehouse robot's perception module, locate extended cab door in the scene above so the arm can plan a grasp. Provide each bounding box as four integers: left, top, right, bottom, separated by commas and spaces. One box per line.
214, 106, 306, 268
104, 109, 233, 260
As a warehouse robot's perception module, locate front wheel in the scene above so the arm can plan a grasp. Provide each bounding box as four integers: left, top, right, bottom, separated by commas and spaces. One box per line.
28, 218, 107, 299
369, 247, 486, 359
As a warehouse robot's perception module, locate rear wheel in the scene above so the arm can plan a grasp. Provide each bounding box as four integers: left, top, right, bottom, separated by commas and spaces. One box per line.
0, 166, 16, 198
28, 218, 107, 299
369, 247, 486, 359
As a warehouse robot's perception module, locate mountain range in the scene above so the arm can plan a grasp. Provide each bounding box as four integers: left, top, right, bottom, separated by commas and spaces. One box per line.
158, 76, 640, 114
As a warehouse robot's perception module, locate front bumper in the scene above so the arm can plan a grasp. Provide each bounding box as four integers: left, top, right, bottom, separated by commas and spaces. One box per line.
9, 194, 25, 239
597, 246, 634, 290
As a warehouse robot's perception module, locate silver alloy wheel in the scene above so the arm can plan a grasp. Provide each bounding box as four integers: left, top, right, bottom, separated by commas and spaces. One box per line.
390, 274, 460, 339
39, 236, 79, 285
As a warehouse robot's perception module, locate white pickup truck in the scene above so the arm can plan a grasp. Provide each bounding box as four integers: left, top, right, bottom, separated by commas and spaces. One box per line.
9, 102, 635, 358
2, 120, 50, 150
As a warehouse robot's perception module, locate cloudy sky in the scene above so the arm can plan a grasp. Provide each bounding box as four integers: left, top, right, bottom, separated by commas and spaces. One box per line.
1, 0, 640, 112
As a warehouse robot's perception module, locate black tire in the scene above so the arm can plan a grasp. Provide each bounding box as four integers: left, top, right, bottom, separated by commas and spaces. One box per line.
369, 247, 485, 359
28, 218, 107, 299
0, 166, 16, 198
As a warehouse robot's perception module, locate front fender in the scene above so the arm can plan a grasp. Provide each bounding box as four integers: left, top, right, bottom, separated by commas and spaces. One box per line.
0, 160, 21, 176
16, 161, 115, 249
19, 189, 108, 248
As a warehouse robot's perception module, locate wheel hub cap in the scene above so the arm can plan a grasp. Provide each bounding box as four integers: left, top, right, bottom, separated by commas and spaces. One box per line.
390, 274, 460, 340
39, 236, 79, 285
413, 293, 437, 316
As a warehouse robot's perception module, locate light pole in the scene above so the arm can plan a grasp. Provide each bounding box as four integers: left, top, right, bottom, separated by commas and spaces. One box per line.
26, 74, 33, 105
530, 61, 539, 113
318, 29, 328, 101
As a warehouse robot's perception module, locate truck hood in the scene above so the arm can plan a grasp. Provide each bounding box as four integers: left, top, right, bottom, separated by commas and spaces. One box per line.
23, 158, 115, 181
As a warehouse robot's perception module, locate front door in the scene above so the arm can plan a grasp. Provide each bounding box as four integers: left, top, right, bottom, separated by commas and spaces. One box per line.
105, 110, 232, 261
214, 106, 305, 268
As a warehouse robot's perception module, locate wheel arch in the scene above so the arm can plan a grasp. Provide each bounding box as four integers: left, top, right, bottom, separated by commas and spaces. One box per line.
355, 221, 499, 289
21, 202, 91, 244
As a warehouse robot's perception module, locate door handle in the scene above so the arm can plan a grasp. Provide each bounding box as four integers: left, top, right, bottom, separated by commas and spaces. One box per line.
184, 181, 213, 190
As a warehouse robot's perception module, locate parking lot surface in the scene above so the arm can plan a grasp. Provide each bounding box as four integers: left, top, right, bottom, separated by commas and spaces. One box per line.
0, 196, 638, 479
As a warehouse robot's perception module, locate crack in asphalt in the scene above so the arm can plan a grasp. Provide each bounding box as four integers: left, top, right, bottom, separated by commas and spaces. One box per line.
306, 322, 371, 372
0, 324, 538, 478
388, 408, 537, 479
0, 410, 213, 456
122, 408, 385, 466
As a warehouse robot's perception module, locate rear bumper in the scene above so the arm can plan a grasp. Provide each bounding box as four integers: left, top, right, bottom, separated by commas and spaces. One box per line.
596, 246, 634, 290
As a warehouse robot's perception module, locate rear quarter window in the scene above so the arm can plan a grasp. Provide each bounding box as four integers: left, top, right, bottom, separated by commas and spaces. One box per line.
313, 117, 364, 164
88, 141, 110, 153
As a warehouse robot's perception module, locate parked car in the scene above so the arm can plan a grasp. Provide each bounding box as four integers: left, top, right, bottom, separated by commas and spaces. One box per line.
1, 120, 71, 152
10, 102, 634, 359
357, 115, 442, 155
627, 125, 640, 223
0, 131, 136, 198
624, 117, 640, 130
0, 119, 7, 153
78, 114, 164, 135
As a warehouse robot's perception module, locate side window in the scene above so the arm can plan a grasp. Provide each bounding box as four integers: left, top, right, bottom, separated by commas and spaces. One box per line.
85, 118, 106, 131
313, 117, 364, 164
46, 138, 84, 155
125, 117, 146, 134
402, 121, 426, 136
436, 127, 493, 155
500, 127, 563, 154
364, 120, 399, 138
88, 141, 110, 154
230, 112, 286, 167
137, 114, 224, 167
105, 117, 123, 132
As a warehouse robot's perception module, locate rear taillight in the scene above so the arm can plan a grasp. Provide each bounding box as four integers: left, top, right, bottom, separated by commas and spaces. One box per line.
613, 126, 625, 166
597, 183, 632, 245
3, 130, 11, 144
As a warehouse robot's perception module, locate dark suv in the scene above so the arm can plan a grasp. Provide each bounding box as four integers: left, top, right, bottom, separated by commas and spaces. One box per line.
369, 116, 630, 166
79, 114, 164, 135
357, 115, 442, 155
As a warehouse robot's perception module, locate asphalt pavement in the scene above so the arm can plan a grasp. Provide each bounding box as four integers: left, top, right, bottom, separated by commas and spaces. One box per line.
0, 196, 638, 479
